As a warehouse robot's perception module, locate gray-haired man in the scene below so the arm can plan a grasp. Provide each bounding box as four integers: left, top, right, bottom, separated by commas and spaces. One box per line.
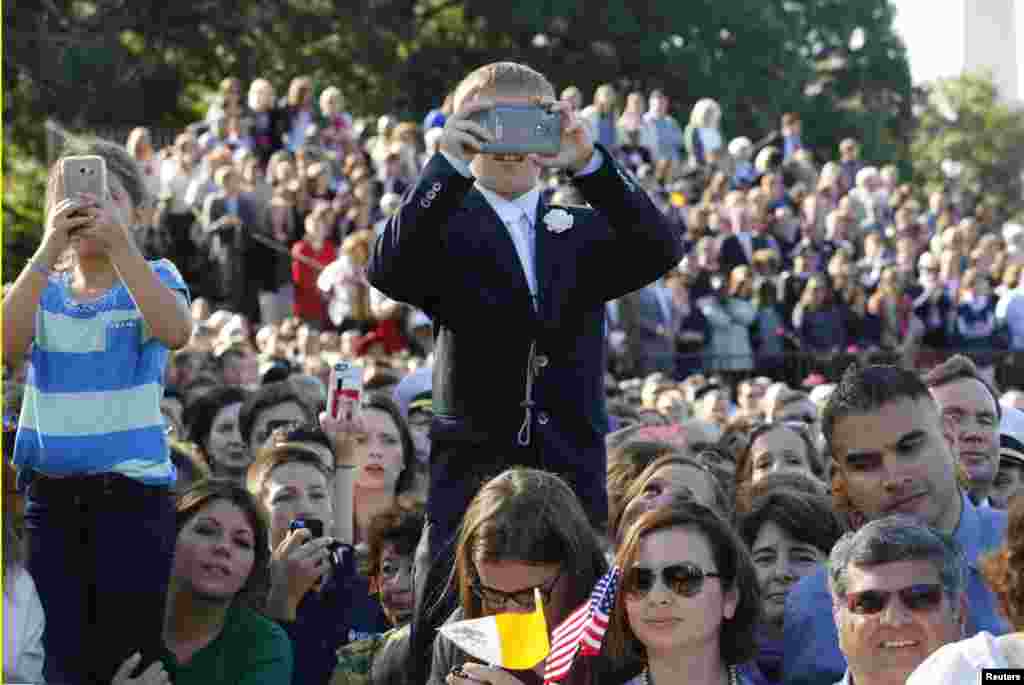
828, 516, 967, 685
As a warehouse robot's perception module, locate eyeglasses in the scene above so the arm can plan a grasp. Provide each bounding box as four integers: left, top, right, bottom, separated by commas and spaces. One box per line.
257, 419, 302, 446
379, 558, 414, 581
624, 562, 722, 599
845, 583, 944, 615
471, 569, 562, 610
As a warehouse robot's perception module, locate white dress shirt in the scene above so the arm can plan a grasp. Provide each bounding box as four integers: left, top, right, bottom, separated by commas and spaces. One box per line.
997, 287, 1024, 350
439, 148, 604, 309
474, 183, 541, 302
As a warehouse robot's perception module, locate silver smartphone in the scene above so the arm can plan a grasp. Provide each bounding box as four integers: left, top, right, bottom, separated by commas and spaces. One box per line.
61, 155, 108, 199
467, 104, 562, 155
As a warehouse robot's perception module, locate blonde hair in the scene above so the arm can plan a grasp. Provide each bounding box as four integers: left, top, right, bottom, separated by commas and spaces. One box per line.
125, 127, 152, 160
690, 98, 721, 128
319, 86, 343, 113
453, 62, 555, 111
248, 78, 275, 111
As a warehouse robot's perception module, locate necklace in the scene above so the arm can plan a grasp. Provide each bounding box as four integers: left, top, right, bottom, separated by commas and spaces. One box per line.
640, 664, 738, 685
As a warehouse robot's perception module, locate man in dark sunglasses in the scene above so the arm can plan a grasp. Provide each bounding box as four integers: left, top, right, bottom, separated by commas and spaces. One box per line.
827, 516, 967, 685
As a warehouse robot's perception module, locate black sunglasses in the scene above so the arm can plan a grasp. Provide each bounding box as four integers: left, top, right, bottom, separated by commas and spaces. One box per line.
471, 569, 562, 610
624, 562, 722, 598
845, 583, 944, 615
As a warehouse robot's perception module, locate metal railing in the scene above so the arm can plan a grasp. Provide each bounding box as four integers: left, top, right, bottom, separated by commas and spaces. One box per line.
642, 347, 1024, 389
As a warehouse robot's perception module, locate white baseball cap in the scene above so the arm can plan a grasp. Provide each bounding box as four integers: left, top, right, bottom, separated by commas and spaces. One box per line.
1000, 406, 1024, 467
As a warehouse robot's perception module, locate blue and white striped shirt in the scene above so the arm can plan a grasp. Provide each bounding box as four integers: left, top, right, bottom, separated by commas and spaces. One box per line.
13, 259, 189, 486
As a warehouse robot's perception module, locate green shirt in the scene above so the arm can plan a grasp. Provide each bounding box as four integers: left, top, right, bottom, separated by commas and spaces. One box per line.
161, 603, 293, 685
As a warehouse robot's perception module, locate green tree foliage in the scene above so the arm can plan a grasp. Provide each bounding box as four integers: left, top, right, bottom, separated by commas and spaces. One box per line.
4, 0, 913, 278
3, 143, 48, 284
6, 0, 912, 157
911, 72, 1024, 222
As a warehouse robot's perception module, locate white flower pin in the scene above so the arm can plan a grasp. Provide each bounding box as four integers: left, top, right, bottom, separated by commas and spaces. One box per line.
543, 208, 574, 234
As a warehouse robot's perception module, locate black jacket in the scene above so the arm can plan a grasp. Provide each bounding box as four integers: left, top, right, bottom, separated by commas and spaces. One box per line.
367, 145, 682, 524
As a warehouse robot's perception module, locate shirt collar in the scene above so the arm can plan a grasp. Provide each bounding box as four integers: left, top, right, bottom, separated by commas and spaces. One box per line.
954, 489, 983, 566
475, 182, 541, 228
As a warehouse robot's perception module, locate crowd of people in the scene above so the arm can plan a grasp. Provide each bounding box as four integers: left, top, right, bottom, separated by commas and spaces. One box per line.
4, 58, 1024, 685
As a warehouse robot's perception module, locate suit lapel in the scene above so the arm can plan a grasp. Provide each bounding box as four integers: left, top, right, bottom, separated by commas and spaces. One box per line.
461, 189, 536, 320
535, 195, 554, 322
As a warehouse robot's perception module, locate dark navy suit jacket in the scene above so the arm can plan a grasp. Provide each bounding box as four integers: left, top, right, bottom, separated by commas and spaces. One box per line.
368, 145, 682, 529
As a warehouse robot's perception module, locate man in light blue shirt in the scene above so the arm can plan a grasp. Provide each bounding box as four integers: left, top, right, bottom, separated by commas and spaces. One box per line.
783, 364, 1008, 685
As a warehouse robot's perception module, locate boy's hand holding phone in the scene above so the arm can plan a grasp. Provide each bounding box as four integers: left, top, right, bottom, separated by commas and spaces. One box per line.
440, 86, 496, 165
39, 196, 99, 265
440, 89, 593, 173
528, 96, 595, 174
75, 192, 136, 257
53, 154, 133, 257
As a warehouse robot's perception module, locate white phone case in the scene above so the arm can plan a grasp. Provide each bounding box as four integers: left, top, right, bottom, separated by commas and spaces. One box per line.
61, 155, 108, 199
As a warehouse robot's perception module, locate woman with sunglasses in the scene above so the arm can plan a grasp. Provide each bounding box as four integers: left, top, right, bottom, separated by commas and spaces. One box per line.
603, 502, 760, 685
435, 468, 612, 685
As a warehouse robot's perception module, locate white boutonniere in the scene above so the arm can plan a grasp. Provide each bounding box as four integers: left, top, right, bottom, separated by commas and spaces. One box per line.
543, 208, 574, 234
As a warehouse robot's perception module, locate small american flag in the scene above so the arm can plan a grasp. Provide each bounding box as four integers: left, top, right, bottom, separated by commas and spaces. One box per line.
543, 565, 621, 683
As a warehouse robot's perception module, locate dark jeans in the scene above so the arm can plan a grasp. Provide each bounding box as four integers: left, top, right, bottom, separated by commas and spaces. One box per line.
22, 472, 176, 685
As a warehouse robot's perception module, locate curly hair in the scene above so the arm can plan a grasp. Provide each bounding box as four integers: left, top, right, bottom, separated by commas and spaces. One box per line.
980, 495, 1024, 630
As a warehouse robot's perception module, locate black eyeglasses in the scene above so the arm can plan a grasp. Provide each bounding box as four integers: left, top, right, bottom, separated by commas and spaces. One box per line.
624, 562, 722, 598
257, 419, 302, 446
845, 583, 944, 615
471, 569, 562, 610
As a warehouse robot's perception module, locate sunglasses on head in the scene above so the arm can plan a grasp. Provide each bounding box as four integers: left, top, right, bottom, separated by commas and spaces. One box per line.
845, 583, 944, 615
624, 562, 721, 598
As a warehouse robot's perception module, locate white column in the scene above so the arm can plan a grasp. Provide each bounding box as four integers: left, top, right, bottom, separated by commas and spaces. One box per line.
964, 0, 1020, 102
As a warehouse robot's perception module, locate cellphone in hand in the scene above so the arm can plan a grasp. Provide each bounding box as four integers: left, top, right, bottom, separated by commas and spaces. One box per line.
327, 361, 363, 422
467, 104, 562, 156
61, 155, 108, 201
289, 517, 325, 539
450, 666, 489, 684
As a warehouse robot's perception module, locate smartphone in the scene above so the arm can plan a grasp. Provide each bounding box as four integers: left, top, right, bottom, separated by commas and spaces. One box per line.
289, 518, 324, 539
450, 666, 489, 684
467, 104, 562, 155
327, 361, 363, 422
61, 155, 107, 200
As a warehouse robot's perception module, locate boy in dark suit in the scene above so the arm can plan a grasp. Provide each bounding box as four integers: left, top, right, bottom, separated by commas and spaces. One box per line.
367, 61, 681, 679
